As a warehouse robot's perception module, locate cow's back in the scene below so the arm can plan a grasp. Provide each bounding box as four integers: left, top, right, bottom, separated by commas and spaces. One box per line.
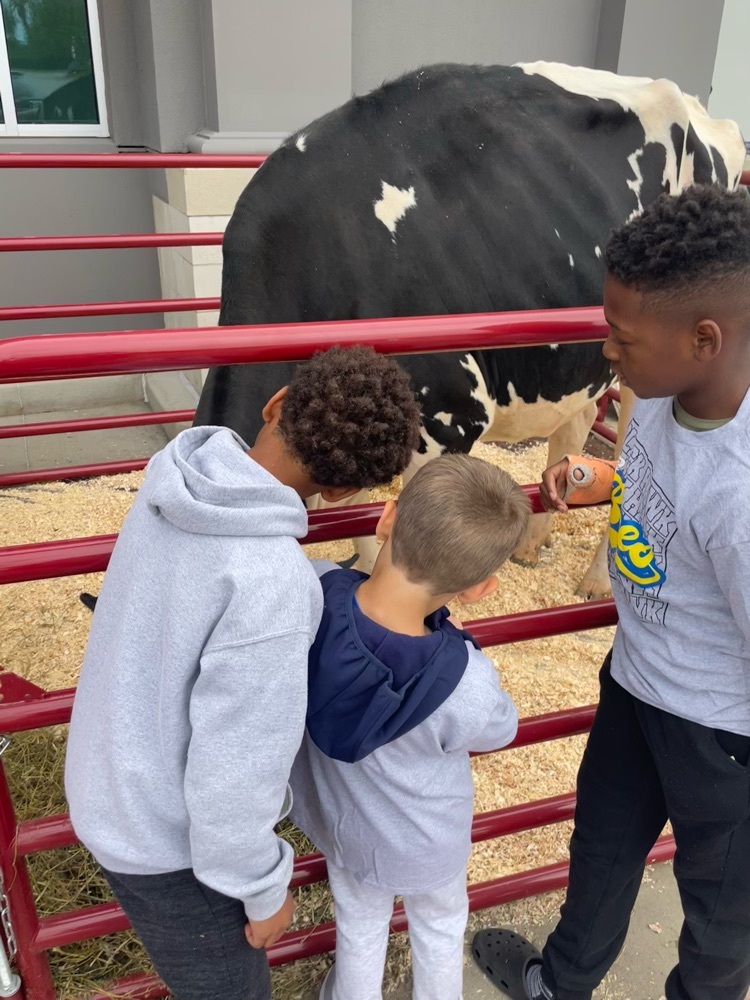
195, 62, 745, 442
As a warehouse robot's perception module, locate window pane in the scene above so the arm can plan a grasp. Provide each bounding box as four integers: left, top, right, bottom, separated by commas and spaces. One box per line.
2, 0, 98, 125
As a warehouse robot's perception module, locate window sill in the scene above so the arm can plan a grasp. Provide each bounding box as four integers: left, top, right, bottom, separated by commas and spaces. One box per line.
0, 135, 118, 153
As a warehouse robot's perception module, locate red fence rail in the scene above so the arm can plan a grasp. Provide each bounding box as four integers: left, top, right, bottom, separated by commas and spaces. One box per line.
0, 307, 608, 385
0, 149, 692, 999
0, 154, 265, 169
0, 297, 218, 324
0, 410, 194, 441
0, 307, 611, 490
0, 234, 225, 253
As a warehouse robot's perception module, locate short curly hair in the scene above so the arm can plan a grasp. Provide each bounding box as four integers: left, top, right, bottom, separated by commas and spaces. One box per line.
278, 345, 421, 488
605, 184, 750, 307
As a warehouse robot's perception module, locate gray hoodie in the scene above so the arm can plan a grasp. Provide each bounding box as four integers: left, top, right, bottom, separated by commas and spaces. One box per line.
65, 426, 323, 920
290, 561, 519, 894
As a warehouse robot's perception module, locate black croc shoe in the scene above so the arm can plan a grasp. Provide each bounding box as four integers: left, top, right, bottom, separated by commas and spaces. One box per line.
472, 927, 542, 999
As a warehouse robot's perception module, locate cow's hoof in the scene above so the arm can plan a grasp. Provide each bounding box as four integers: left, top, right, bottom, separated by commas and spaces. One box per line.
575, 576, 612, 601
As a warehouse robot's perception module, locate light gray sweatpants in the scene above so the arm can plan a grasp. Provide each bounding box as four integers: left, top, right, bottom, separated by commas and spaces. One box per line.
324, 861, 468, 1000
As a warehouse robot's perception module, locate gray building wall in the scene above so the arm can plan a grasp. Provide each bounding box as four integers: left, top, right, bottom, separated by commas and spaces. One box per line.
0, 155, 160, 340
210, 0, 351, 134
352, 0, 602, 95
131, 0, 207, 153
708, 0, 750, 140
595, 0, 724, 106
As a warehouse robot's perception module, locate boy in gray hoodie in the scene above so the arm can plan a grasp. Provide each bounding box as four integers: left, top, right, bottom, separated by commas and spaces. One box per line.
65, 346, 421, 1000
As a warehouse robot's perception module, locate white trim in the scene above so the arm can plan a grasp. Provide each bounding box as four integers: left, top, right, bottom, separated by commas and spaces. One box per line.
0, 1, 17, 134
0, 0, 109, 138
187, 129, 290, 154
83, 0, 109, 137
10, 122, 106, 137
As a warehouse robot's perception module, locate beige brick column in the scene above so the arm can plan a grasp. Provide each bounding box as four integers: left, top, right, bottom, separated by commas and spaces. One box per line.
148, 166, 256, 437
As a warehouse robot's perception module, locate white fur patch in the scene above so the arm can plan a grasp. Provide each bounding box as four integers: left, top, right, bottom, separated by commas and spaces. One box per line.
432, 411, 453, 426
515, 61, 746, 198
626, 147, 646, 215
416, 432, 445, 462
483, 382, 597, 444
374, 181, 417, 240
295, 134, 307, 152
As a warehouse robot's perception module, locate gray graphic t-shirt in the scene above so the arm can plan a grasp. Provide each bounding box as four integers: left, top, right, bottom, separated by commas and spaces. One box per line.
609, 390, 750, 735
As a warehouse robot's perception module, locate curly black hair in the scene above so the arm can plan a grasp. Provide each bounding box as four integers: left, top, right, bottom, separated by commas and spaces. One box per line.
605, 184, 750, 304
278, 345, 421, 488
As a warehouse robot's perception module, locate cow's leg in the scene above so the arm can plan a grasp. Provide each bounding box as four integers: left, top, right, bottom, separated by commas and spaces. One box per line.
577, 384, 635, 599
305, 490, 380, 572
512, 397, 598, 567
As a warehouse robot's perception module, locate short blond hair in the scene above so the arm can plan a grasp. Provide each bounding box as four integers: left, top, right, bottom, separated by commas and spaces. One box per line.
390, 454, 530, 595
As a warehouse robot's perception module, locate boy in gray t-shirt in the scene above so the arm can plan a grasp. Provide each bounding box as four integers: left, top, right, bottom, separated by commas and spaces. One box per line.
475, 185, 750, 1000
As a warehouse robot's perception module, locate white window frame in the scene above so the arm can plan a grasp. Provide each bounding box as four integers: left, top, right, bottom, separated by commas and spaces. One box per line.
0, 0, 108, 137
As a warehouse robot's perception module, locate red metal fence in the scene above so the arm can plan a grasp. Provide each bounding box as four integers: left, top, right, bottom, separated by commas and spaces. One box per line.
1, 152, 746, 476
1, 150, 747, 999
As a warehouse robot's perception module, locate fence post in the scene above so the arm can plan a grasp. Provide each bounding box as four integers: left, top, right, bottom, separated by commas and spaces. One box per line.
0, 755, 55, 1000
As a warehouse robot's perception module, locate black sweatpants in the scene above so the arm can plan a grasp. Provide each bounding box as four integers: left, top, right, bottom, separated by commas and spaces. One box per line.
540, 656, 750, 1000
101, 867, 271, 1000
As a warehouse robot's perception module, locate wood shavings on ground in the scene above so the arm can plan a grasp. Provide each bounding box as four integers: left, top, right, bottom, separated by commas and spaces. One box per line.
0, 438, 615, 998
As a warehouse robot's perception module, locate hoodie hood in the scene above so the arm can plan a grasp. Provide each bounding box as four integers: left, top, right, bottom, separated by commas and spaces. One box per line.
145, 426, 308, 538
307, 568, 480, 763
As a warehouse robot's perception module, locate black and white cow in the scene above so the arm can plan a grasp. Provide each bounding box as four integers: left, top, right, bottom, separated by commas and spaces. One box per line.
195, 61, 745, 597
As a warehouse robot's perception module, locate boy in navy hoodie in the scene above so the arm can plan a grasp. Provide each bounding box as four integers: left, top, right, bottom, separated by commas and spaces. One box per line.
65, 346, 421, 1000
290, 453, 530, 1000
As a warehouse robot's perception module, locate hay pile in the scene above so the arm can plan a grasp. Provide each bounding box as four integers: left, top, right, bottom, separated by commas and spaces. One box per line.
0, 439, 616, 999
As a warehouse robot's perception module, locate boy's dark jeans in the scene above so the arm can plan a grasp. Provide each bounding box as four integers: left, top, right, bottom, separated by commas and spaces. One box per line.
540, 655, 750, 1000
100, 867, 271, 1000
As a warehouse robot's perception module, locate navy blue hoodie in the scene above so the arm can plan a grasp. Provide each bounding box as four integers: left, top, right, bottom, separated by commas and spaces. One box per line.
306, 568, 480, 763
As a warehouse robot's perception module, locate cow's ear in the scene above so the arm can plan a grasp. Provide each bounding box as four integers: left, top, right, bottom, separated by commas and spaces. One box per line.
456, 574, 498, 605
375, 500, 398, 542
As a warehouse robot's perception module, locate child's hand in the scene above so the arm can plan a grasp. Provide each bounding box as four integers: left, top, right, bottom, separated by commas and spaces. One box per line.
245, 891, 295, 950
540, 459, 570, 514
